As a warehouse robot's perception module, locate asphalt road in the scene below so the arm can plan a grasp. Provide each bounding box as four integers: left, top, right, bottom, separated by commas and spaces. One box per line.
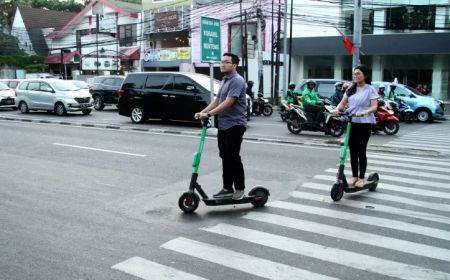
0, 109, 449, 280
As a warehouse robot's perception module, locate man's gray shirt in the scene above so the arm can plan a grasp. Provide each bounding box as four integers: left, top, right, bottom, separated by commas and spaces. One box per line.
216, 72, 247, 130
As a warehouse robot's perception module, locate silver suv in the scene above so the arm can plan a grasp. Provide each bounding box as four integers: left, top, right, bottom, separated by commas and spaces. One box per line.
15, 79, 94, 116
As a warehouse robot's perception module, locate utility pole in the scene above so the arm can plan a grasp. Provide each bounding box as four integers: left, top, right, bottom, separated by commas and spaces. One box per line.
352, 0, 362, 67
282, 0, 288, 102
239, 0, 246, 79
96, 13, 100, 73
274, 0, 281, 104
270, 0, 274, 100
256, 2, 263, 94
288, 0, 293, 81
244, 10, 249, 80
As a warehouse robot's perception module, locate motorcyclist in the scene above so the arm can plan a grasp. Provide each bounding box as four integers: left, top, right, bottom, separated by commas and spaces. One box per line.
246, 80, 255, 100
378, 84, 386, 98
286, 82, 300, 105
330, 81, 344, 106
388, 83, 397, 100
302, 79, 325, 127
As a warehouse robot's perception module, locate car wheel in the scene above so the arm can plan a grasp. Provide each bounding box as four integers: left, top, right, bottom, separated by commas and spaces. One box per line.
130, 106, 145, 123
415, 109, 431, 123
82, 109, 92, 115
19, 101, 29, 114
93, 96, 104, 111
55, 102, 67, 116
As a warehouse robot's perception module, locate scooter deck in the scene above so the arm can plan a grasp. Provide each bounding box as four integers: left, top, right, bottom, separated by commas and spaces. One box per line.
203, 195, 256, 206
344, 180, 378, 193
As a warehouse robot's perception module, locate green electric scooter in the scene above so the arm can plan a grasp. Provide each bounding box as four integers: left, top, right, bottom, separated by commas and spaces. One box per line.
330, 114, 379, 201
178, 120, 269, 213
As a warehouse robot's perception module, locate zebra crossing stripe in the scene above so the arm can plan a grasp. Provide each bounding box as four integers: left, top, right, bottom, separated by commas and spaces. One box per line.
400, 135, 450, 142
314, 174, 450, 200
382, 143, 450, 152
290, 191, 450, 225
385, 141, 450, 150
404, 133, 450, 139
112, 256, 208, 280
365, 159, 449, 173
161, 237, 339, 280
326, 168, 450, 189
392, 138, 450, 145
266, 200, 450, 241
243, 212, 450, 263
367, 154, 450, 166
203, 223, 450, 280
302, 182, 450, 212
337, 165, 450, 181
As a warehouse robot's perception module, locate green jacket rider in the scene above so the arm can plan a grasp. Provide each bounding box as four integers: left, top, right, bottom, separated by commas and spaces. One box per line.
286, 83, 299, 104
302, 87, 323, 107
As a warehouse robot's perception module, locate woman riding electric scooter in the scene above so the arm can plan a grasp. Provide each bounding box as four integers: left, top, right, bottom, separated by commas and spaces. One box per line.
334, 64, 378, 188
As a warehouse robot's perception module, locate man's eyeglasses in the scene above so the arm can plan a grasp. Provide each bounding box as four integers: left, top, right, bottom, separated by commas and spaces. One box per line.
220, 61, 233, 64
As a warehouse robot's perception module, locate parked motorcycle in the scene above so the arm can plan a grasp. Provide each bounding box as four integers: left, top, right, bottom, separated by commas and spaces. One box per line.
372, 99, 400, 135
252, 93, 273, 116
385, 99, 414, 123
245, 93, 252, 121
286, 101, 345, 137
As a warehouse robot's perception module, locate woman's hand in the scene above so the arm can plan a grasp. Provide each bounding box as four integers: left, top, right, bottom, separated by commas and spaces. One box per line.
195, 112, 209, 120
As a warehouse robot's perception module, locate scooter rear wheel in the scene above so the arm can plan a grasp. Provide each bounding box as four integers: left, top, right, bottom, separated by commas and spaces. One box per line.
178, 192, 200, 213
331, 183, 344, 201
262, 105, 273, 116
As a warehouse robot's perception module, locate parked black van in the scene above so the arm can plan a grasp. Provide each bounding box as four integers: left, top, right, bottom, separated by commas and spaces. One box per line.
117, 72, 220, 123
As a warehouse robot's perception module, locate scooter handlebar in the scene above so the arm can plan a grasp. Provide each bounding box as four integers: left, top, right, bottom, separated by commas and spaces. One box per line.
201, 119, 212, 128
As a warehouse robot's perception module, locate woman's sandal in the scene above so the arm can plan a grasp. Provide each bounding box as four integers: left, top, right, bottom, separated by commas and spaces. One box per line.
355, 179, 365, 188
348, 177, 358, 186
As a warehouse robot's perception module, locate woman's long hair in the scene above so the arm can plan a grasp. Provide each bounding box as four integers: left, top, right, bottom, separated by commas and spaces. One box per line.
347, 64, 372, 97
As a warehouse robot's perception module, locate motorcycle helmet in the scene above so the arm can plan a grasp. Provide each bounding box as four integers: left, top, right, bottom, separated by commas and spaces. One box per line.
288, 82, 296, 89
306, 79, 316, 88
379, 84, 386, 89
334, 81, 343, 88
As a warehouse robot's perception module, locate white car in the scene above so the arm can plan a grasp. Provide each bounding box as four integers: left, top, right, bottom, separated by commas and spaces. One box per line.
0, 82, 17, 110
15, 79, 93, 116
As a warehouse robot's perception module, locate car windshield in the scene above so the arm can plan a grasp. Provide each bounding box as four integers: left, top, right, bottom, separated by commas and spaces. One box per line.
186, 74, 221, 94
0, 82, 9, 90
72, 80, 89, 89
405, 85, 425, 96
51, 81, 80, 91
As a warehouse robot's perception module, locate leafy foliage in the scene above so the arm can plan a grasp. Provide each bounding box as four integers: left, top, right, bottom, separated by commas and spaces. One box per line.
0, 32, 25, 55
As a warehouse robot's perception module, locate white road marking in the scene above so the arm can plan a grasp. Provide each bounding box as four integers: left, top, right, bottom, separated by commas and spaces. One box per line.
290, 191, 450, 225
112, 257, 208, 280
53, 143, 146, 157
302, 182, 450, 212
366, 159, 449, 173
314, 174, 450, 199
267, 201, 450, 241
162, 237, 339, 280
204, 223, 450, 280
326, 168, 450, 189
367, 153, 450, 166
382, 143, 450, 152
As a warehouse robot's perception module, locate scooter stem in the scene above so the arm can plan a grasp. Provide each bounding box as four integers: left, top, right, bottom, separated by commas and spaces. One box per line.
339, 121, 352, 165
192, 122, 208, 174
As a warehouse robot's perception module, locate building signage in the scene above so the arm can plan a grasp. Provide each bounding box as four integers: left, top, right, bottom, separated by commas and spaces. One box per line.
154, 11, 179, 29
82, 57, 119, 70
144, 47, 191, 62
200, 17, 221, 62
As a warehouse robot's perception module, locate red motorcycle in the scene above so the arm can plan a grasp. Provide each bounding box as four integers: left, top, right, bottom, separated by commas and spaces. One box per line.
372, 99, 400, 135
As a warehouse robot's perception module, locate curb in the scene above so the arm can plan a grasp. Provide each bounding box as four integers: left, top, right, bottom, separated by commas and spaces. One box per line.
0, 115, 444, 157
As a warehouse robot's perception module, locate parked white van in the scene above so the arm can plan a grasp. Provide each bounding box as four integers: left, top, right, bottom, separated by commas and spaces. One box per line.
15, 79, 93, 115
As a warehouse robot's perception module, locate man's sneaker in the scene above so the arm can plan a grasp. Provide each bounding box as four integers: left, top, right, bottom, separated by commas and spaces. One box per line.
232, 190, 245, 200
213, 189, 234, 198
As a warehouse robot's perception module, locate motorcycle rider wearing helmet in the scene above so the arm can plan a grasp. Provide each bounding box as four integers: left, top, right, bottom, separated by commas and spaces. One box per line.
286, 82, 300, 105
378, 84, 386, 98
302, 79, 325, 127
388, 83, 397, 100
330, 81, 344, 106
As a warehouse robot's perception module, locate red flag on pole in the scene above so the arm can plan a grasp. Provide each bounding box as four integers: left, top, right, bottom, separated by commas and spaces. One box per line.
335, 27, 354, 55
342, 36, 354, 55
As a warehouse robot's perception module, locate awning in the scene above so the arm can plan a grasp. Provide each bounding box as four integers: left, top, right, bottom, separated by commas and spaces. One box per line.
44, 50, 80, 64
120, 47, 140, 60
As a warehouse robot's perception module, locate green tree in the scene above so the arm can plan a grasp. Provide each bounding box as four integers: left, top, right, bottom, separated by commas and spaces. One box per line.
0, 32, 25, 55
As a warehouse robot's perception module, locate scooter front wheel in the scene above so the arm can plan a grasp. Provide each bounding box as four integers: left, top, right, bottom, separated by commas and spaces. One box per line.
251, 189, 269, 207
331, 183, 344, 201
178, 192, 200, 213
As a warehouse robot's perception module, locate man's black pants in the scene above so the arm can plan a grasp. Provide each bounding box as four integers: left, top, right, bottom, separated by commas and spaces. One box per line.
304, 105, 325, 124
218, 125, 246, 191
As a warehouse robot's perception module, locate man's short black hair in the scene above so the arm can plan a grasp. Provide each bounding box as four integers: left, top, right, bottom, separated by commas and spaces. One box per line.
223, 52, 240, 65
